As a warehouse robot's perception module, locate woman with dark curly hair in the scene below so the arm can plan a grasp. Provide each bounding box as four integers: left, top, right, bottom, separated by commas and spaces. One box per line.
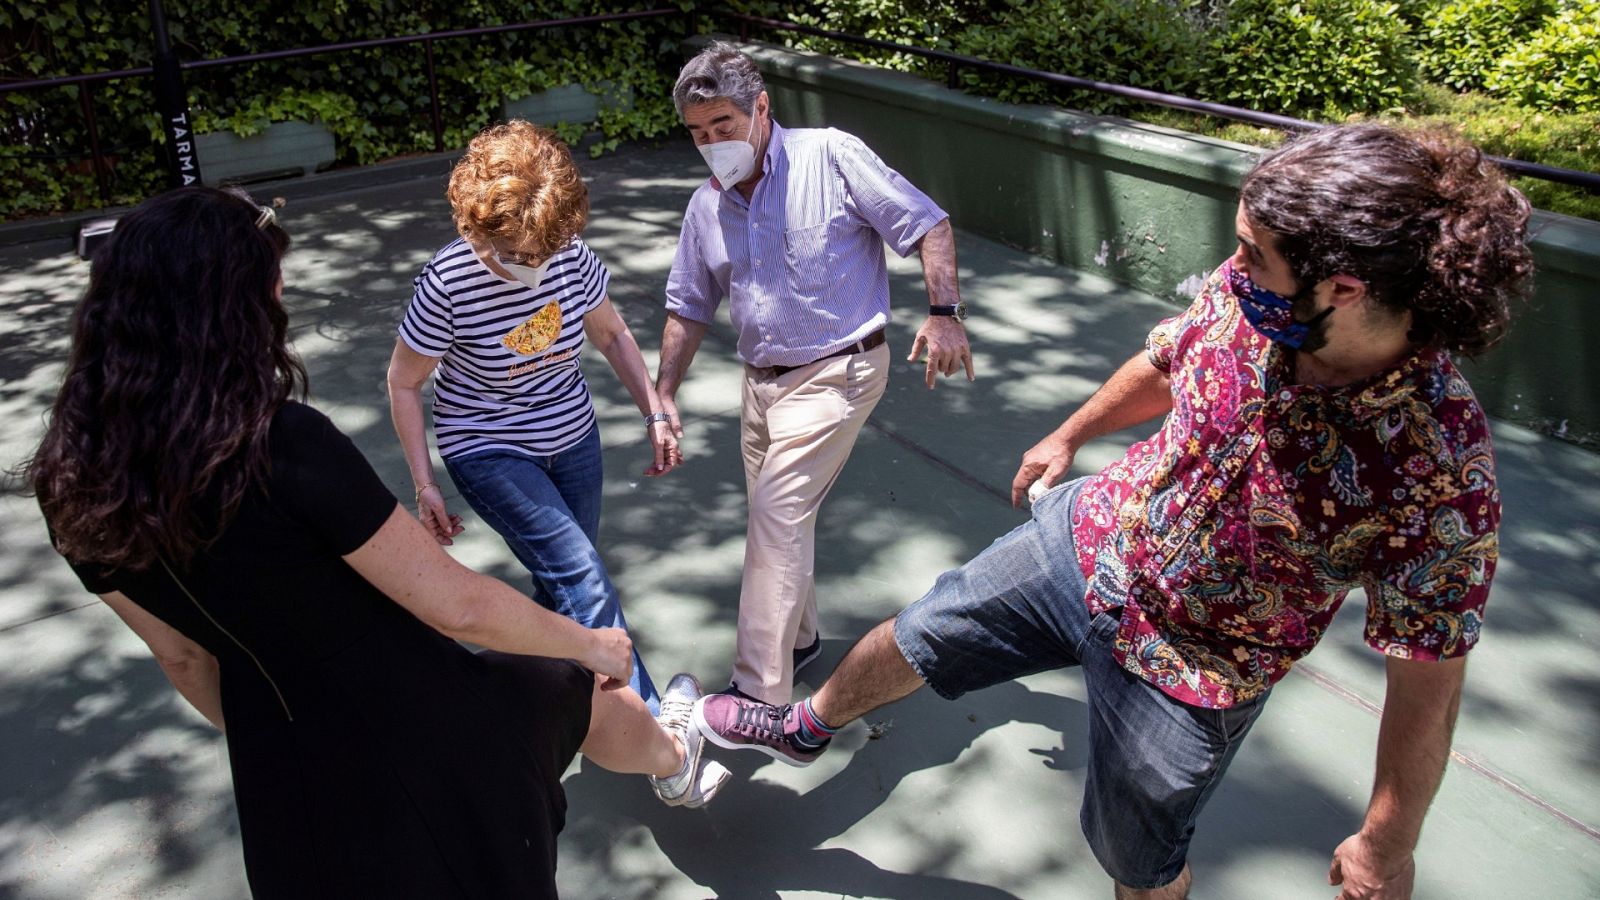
387, 120, 674, 714
29, 187, 723, 899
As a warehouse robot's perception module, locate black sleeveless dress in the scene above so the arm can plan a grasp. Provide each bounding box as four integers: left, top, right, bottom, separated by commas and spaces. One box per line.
64, 402, 592, 899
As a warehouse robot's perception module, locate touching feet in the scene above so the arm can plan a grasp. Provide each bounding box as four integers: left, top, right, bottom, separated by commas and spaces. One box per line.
692, 694, 836, 767
650, 673, 731, 807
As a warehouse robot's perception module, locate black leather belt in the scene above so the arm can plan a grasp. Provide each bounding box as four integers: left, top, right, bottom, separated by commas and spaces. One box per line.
760, 329, 887, 378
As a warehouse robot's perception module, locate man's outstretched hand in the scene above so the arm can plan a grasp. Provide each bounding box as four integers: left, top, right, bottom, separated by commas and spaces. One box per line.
1328, 832, 1416, 900
908, 315, 975, 389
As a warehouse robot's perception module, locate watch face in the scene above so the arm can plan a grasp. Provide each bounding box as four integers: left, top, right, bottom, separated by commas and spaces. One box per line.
953, 301, 968, 322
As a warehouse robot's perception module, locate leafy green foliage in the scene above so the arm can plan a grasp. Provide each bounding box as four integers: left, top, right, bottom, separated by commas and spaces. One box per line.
1144, 86, 1600, 220
6, 0, 1597, 221
1406, 86, 1600, 218
0, 0, 692, 219
941, 0, 1203, 115
1198, 0, 1419, 118
1485, 0, 1600, 113
768, 0, 999, 79
1411, 0, 1557, 92
731, 0, 1596, 219
746, 0, 1427, 120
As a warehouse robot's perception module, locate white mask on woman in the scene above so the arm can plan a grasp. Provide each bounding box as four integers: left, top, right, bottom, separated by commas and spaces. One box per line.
497, 256, 554, 291
699, 115, 760, 190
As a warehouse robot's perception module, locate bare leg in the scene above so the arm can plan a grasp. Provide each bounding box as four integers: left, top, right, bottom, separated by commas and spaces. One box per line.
809, 617, 925, 727
579, 676, 683, 778
1114, 864, 1191, 900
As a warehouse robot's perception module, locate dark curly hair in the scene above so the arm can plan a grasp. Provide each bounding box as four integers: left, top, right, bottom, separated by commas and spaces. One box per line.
27, 187, 306, 572
1240, 123, 1534, 356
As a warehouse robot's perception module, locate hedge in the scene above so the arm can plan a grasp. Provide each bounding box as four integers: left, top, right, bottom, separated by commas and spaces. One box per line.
1485, 0, 1600, 114
0, 0, 690, 219
3, 0, 1597, 221
738, 0, 1600, 220
1199, 0, 1418, 119
1411, 0, 1559, 93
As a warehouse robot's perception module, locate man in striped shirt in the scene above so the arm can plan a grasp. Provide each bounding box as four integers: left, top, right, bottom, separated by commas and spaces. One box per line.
656, 41, 974, 706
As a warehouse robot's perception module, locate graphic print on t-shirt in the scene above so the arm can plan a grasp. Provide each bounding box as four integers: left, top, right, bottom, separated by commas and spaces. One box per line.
502, 299, 563, 356
398, 238, 610, 459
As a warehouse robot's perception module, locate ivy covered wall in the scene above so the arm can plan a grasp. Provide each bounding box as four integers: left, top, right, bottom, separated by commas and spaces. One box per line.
1, 1, 693, 218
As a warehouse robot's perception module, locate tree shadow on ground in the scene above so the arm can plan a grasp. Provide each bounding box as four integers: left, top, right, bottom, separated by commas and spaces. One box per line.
561, 675, 1084, 899
0, 625, 239, 897
3, 135, 1598, 898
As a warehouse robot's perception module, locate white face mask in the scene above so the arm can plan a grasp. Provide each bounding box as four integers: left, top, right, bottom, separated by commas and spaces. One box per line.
698, 115, 760, 190
496, 255, 554, 291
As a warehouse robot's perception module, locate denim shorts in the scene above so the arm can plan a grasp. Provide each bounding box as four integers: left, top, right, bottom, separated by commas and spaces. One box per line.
893, 478, 1269, 889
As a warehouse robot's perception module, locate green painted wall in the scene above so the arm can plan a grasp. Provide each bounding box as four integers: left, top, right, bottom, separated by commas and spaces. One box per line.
690, 36, 1600, 449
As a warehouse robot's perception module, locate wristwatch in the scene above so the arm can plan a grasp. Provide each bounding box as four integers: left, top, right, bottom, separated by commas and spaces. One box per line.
929, 302, 968, 323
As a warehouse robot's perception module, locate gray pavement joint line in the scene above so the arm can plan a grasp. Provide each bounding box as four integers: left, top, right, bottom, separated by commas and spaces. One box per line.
1293, 660, 1600, 846
863, 418, 1011, 505
0, 599, 99, 634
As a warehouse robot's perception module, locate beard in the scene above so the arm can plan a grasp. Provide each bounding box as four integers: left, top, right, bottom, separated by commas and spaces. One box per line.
1290, 290, 1332, 354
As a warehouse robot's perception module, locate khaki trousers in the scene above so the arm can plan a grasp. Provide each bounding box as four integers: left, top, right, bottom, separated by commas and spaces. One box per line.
733, 343, 889, 704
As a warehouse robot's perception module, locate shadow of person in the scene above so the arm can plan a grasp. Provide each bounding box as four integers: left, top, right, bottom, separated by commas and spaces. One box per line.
791, 660, 1091, 814
558, 658, 1090, 898
563, 763, 1027, 900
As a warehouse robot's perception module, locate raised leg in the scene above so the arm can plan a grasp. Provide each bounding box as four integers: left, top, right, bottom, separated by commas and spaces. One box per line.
579, 676, 680, 777
810, 618, 924, 727
1115, 865, 1191, 900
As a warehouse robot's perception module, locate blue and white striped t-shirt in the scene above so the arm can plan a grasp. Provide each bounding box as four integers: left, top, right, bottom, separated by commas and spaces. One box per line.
399, 237, 609, 459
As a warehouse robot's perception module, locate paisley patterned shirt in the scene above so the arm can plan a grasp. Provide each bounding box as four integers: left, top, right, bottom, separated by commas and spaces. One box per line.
1071, 264, 1500, 709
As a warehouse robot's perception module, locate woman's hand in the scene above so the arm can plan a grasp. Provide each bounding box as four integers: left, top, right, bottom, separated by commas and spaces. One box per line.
645, 419, 682, 476
387, 338, 459, 540
582, 626, 635, 690
416, 483, 465, 545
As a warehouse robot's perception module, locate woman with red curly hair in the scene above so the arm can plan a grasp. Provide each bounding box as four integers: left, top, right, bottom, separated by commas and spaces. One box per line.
388, 121, 676, 714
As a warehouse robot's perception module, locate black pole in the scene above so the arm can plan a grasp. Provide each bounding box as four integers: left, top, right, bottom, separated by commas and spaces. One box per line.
78, 83, 112, 203
425, 39, 443, 152
150, 0, 202, 187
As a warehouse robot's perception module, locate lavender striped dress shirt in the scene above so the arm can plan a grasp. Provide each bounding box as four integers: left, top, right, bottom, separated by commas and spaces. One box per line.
665, 122, 948, 368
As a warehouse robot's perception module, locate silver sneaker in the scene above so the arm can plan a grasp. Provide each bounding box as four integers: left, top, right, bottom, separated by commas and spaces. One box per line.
649, 673, 730, 807
683, 759, 731, 809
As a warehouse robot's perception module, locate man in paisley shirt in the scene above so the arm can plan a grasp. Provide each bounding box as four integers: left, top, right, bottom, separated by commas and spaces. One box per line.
694, 124, 1533, 899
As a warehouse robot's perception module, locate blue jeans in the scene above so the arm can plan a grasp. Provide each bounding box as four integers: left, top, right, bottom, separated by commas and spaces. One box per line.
893, 478, 1268, 888
444, 427, 659, 714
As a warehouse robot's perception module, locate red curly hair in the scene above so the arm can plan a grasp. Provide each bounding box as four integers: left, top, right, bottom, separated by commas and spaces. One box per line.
447, 120, 588, 260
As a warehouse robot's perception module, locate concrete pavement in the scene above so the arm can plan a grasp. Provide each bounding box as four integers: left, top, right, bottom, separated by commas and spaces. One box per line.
2, 138, 1597, 899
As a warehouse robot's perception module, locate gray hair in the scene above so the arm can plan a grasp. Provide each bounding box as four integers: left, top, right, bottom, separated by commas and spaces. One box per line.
673, 41, 766, 118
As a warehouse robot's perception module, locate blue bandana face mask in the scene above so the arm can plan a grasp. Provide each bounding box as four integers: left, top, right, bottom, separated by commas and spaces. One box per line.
1226, 261, 1333, 350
